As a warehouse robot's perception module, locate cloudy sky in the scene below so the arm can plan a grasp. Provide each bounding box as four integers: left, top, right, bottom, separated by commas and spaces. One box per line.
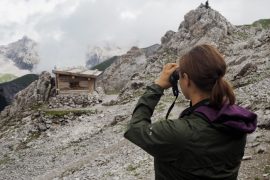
0, 0, 269, 71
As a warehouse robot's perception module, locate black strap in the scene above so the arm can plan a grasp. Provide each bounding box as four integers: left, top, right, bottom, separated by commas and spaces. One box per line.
165, 95, 178, 119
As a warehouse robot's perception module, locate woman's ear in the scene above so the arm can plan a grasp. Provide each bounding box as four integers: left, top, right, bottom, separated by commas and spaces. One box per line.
183, 73, 191, 87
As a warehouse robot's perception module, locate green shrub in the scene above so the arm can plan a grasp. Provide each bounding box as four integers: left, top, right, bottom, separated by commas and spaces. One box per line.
252, 19, 270, 29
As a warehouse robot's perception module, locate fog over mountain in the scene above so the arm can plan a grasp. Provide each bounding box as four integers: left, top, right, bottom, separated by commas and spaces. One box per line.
0, 0, 270, 72
85, 45, 127, 68
0, 57, 29, 77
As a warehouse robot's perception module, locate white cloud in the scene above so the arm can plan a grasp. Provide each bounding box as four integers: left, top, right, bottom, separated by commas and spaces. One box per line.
0, 0, 62, 24
0, 0, 81, 44
120, 11, 139, 20
0, 0, 269, 73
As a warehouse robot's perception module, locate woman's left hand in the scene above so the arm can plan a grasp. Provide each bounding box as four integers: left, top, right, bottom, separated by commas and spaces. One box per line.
155, 63, 179, 89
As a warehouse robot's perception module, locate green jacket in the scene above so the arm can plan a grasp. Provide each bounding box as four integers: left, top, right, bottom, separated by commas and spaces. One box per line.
124, 84, 257, 180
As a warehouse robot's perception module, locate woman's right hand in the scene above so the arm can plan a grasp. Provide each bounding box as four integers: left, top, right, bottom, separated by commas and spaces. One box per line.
155, 63, 179, 89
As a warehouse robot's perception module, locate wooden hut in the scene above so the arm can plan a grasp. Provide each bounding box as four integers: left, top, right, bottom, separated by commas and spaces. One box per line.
52, 67, 102, 94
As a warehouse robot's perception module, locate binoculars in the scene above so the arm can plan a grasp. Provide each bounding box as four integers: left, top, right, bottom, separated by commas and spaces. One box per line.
169, 69, 180, 96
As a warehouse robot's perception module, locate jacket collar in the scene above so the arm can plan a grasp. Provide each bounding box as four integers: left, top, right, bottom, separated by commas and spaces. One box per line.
179, 99, 257, 133
179, 99, 210, 118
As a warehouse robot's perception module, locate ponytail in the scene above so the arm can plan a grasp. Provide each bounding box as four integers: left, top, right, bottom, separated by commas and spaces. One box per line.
210, 78, 235, 108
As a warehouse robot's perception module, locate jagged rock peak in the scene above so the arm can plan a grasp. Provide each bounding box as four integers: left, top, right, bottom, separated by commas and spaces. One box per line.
3, 36, 40, 70
178, 4, 235, 38
8, 36, 37, 51
161, 4, 235, 48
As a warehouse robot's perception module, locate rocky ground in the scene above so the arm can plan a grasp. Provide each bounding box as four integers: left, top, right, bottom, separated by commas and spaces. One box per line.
0, 90, 269, 180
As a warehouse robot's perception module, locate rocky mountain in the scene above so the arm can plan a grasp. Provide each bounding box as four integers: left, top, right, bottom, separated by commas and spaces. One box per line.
0, 36, 40, 72
0, 74, 38, 111
85, 45, 126, 68
97, 44, 160, 93
0, 4, 270, 180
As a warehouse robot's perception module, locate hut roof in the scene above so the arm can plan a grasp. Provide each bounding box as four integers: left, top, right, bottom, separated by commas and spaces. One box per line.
52, 67, 102, 78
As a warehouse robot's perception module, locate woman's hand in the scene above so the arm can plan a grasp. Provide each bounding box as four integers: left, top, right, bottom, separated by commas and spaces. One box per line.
155, 63, 179, 89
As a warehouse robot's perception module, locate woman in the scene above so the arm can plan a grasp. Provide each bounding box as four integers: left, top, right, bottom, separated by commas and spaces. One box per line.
124, 44, 257, 179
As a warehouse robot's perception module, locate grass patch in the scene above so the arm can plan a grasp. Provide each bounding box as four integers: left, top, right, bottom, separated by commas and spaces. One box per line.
43, 109, 97, 118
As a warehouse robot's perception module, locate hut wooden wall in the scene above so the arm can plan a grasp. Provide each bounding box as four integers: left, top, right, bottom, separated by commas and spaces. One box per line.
56, 74, 96, 93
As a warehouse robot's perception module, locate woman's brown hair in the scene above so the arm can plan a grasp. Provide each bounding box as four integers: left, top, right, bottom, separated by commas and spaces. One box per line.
179, 44, 235, 108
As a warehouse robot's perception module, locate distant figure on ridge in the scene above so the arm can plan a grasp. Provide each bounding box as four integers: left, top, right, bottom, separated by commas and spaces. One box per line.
205, 0, 209, 9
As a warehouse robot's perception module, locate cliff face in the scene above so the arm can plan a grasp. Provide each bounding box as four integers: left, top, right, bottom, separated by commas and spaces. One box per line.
0, 4, 269, 180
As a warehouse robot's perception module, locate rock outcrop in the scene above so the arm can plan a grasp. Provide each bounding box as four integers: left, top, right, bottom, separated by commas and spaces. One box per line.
0, 72, 53, 118
160, 3, 234, 53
